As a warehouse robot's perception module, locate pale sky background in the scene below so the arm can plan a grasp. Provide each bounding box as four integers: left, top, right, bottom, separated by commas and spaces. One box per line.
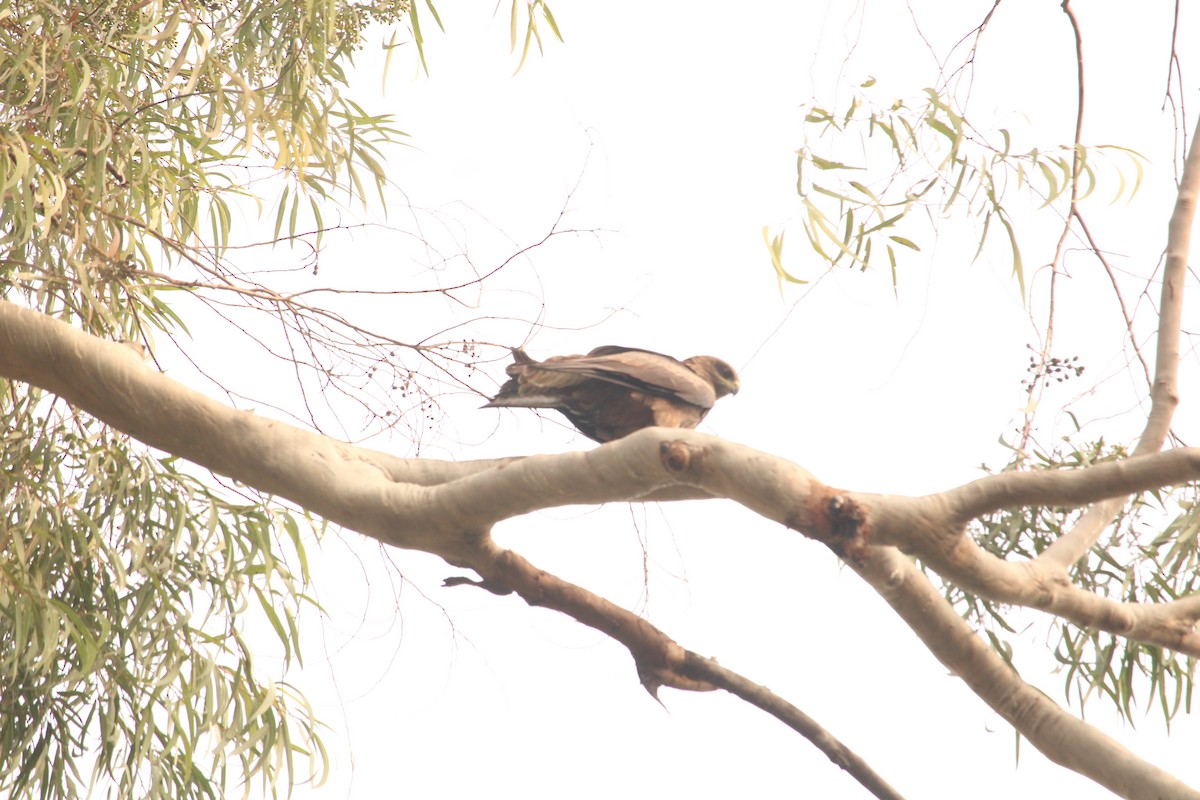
172, 1, 1200, 797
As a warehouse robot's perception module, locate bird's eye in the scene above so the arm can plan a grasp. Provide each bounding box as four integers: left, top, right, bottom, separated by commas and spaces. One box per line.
718, 363, 734, 379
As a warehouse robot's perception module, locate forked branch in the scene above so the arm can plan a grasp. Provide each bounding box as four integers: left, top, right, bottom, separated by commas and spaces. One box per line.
453, 540, 910, 800
3, 302, 1199, 797
1037, 112, 1200, 572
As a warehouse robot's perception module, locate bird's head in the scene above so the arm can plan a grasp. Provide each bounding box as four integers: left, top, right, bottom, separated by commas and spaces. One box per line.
684, 356, 740, 399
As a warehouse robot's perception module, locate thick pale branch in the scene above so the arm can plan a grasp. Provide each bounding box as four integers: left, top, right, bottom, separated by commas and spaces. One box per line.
1039, 114, 1200, 570
913, 453, 1200, 654
898, 533, 1200, 657
938, 449, 1200, 524
0, 300, 503, 558
0, 300, 903, 798
853, 547, 1199, 800
520, 435, 1200, 658
0, 302, 749, 555
1137, 119, 1197, 454
811, 458, 1200, 656
3, 301, 1196, 653
660, 439, 1200, 656
5, 300, 1199, 797
402, 434, 719, 531
367, 452, 521, 485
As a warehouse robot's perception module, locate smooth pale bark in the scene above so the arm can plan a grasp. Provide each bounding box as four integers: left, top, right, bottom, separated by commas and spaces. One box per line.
3, 298, 1199, 798
1036, 111, 1200, 573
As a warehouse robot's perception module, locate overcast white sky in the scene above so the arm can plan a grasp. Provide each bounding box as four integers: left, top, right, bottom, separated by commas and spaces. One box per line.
221, 2, 1200, 797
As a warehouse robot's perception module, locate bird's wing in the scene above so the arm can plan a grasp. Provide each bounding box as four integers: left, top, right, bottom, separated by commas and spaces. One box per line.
530, 347, 717, 408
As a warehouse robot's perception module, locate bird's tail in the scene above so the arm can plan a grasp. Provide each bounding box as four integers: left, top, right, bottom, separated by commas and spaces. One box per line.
480, 393, 559, 409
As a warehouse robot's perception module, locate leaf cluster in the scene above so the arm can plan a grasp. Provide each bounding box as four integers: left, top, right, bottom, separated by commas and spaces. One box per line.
768, 80, 1144, 292
0, 3, 420, 797
0, 0, 406, 340
948, 439, 1199, 727
0, 383, 324, 799
405, 0, 561, 76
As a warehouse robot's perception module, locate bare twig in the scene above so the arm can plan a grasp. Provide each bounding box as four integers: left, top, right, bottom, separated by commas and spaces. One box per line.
1071, 210, 1154, 387
1018, 0, 1087, 454
1161, 0, 1187, 177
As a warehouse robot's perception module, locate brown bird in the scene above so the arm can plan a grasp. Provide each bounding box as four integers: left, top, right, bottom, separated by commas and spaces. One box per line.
483, 345, 740, 442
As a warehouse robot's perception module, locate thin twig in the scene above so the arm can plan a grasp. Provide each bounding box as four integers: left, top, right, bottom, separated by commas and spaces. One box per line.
1070, 210, 1153, 387
1018, 0, 1086, 454
680, 652, 909, 800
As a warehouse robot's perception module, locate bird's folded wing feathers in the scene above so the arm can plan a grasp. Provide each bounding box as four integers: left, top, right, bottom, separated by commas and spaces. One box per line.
525, 350, 716, 408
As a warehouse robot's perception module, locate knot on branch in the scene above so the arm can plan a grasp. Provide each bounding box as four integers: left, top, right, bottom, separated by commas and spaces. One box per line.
659, 439, 702, 474
824, 493, 870, 564
442, 575, 515, 596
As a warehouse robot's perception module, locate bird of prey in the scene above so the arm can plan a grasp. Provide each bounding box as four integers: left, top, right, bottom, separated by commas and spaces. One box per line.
483, 345, 740, 442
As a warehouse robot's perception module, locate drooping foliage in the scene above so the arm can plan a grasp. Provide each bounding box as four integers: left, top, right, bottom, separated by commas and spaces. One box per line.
1, 0, 564, 793
0, 2, 394, 797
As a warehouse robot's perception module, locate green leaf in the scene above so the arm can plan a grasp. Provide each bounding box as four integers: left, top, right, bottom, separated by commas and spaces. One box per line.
848, 180, 878, 200
541, 2, 563, 41
763, 226, 807, 291
997, 210, 1025, 295
809, 154, 863, 171
410, 1, 431, 76
1036, 159, 1059, 205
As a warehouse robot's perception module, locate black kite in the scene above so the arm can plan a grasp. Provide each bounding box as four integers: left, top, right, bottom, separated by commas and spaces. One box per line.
483, 345, 740, 442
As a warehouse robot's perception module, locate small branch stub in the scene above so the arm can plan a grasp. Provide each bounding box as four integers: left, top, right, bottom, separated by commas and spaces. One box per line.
442, 575, 515, 596
660, 439, 697, 473
638, 655, 719, 698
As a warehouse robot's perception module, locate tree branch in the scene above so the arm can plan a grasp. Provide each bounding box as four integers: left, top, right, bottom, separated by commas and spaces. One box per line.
852, 547, 1199, 800
1038, 112, 1200, 571
4, 296, 1199, 650
4, 299, 1198, 797
939, 449, 1200, 523
679, 653, 909, 800
450, 539, 909, 800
